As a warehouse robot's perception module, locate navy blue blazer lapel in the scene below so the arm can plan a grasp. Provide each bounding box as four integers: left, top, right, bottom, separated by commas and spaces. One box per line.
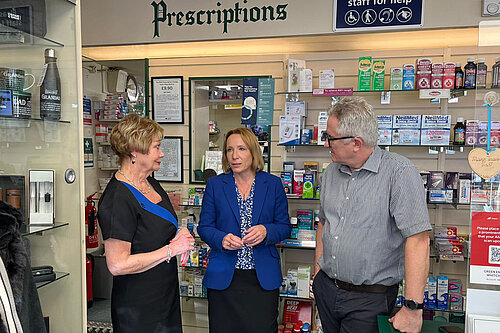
222, 172, 240, 222
252, 172, 268, 226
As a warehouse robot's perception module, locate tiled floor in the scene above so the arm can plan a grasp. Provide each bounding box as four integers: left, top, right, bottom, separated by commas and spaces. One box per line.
87, 298, 209, 332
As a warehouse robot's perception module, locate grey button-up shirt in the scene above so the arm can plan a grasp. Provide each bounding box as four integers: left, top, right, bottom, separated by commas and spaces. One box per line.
318, 146, 431, 286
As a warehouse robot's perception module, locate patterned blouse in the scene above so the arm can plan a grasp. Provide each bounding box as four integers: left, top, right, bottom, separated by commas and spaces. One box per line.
234, 178, 256, 270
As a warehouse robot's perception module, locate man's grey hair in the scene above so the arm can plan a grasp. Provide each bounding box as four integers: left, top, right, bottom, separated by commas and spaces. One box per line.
326, 96, 379, 147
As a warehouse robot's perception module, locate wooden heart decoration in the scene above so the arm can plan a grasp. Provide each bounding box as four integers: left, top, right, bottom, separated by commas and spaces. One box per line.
468, 148, 500, 180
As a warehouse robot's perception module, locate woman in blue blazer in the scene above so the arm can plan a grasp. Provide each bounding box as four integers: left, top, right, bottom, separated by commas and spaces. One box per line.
198, 127, 291, 333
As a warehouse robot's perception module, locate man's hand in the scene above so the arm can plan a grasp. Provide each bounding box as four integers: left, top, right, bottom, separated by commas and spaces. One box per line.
388, 307, 423, 333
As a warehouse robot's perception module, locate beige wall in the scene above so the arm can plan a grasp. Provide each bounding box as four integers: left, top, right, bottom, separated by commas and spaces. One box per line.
82, 0, 497, 46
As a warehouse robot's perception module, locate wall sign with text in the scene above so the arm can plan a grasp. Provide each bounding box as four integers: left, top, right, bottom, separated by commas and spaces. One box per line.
334, 0, 424, 32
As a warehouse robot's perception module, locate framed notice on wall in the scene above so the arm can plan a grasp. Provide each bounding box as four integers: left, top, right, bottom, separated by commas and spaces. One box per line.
155, 136, 183, 183
151, 76, 184, 124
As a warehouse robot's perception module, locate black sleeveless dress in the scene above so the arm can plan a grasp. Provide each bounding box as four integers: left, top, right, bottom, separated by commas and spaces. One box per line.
98, 175, 182, 333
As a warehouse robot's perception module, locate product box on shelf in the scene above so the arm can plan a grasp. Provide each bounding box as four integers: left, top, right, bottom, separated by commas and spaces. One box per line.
317, 112, 328, 146
427, 277, 437, 309
390, 68, 403, 90
286, 59, 305, 92
429, 189, 447, 203
297, 266, 311, 298
420, 115, 451, 146
392, 115, 421, 145
302, 174, 315, 199
280, 277, 288, 295
437, 276, 448, 310
319, 69, 335, 88
287, 269, 298, 296
281, 171, 293, 194
285, 101, 307, 117
293, 170, 305, 196
443, 62, 456, 89
431, 63, 443, 89
429, 171, 445, 189
0, 89, 13, 116
358, 56, 372, 91
458, 173, 471, 204
449, 293, 463, 311
449, 279, 463, 294
0, 175, 26, 222
403, 64, 415, 90
301, 129, 312, 145
416, 58, 432, 89
28, 170, 55, 225
303, 162, 318, 183
377, 115, 393, 145
299, 69, 313, 92
297, 229, 315, 241
372, 59, 385, 91
478, 121, 489, 146
279, 115, 303, 145
283, 162, 295, 172
434, 226, 458, 238
465, 120, 479, 146
297, 210, 313, 230
283, 300, 313, 326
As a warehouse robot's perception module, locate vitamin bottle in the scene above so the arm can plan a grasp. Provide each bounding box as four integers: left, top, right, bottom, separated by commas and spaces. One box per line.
453, 117, 466, 145
454, 63, 464, 89
492, 57, 500, 88
464, 57, 476, 89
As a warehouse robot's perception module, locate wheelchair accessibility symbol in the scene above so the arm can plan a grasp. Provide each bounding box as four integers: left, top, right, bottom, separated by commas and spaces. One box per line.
345, 10, 360, 26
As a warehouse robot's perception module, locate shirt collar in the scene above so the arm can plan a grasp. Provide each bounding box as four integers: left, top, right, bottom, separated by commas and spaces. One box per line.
339, 146, 382, 174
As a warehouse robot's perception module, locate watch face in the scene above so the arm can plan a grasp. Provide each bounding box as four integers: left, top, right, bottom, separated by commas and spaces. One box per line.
404, 299, 422, 310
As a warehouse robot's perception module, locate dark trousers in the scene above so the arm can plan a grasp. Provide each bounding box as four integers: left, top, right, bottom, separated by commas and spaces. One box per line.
207, 269, 279, 333
312, 270, 398, 333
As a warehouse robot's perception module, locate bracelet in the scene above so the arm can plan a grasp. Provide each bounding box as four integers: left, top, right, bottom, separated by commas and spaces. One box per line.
166, 245, 172, 263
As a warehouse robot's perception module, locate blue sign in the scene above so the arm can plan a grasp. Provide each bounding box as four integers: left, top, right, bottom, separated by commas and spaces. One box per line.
241, 78, 259, 125
334, 0, 424, 31
257, 78, 275, 127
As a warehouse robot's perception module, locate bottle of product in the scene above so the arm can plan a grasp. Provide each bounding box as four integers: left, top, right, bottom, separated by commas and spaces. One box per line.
301, 323, 311, 333
293, 324, 301, 333
464, 57, 476, 89
492, 57, 500, 88
453, 117, 466, 145
40, 48, 61, 120
392, 129, 400, 145
454, 63, 464, 89
476, 58, 487, 89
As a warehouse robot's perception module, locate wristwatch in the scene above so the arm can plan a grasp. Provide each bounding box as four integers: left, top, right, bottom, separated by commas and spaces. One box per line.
404, 299, 424, 310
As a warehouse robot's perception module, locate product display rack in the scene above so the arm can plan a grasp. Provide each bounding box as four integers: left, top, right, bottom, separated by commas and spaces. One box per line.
0, 0, 85, 331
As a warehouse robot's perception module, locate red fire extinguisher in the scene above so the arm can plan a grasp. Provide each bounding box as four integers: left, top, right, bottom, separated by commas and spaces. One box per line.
85, 192, 99, 249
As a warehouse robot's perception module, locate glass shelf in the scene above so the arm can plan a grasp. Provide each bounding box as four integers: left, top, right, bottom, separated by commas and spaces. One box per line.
208, 99, 241, 104
21, 222, 69, 236
275, 88, 500, 96
395, 306, 464, 315
277, 239, 316, 249
279, 295, 314, 301
0, 116, 71, 128
180, 295, 207, 300
98, 119, 121, 123
181, 265, 206, 270
0, 23, 64, 48
35, 271, 69, 289
279, 143, 474, 149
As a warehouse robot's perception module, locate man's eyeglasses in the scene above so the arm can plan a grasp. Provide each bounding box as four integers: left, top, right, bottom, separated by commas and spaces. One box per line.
321, 132, 355, 146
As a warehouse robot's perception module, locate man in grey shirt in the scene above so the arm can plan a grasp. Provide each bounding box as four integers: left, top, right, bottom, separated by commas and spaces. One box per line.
312, 97, 431, 333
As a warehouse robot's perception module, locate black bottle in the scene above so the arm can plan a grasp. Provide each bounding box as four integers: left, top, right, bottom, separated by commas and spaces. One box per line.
454, 63, 464, 89
464, 57, 476, 89
40, 48, 61, 120
453, 117, 466, 145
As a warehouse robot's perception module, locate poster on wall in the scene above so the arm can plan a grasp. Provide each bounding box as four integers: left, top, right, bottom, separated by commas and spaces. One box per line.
470, 212, 500, 285
84, 137, 94, 168
151, 76, 184, 124
241, 78, 259, 125
155, 136, 183, 182
257, 78, 275, 127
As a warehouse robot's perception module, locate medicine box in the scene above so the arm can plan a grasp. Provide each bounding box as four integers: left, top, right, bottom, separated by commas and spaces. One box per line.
301, 129, 312, 145
449, 293, 463, 311
319, 69, 335, 88
297, 209, 313, 230
299, 69, 313, 92
427, 277, 437, 309
281, 171, 293, 194
377, 115, 393, 145
431, 63, 443, 89
421, 115, 451, 146
372, 59, 385, 91
393, 115, 422, 129
390, 68, 403, 90
280, 277, 288, 295
448, 279, 463, 294
287, 269, 298, 296
317, 112, 328, 146
285, 101, 307, 117
302, 174, 315, 199
416, 58, 432, 89
437, 276, 448, 310
287, 59, 305, 92
458, 176, 471, 204
403, 64, 415, 90
297, 266, 311, 298
358, 56, 372, 91
293, 170, 305, 196
434, 226, 458, 238
443, 62, 455, 89
279, 115, 303, 145
392, 115, 421, 144
429, 189, 447, 203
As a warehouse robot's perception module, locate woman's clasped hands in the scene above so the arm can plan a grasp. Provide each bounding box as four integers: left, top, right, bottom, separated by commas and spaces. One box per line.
222, 225, 267, 250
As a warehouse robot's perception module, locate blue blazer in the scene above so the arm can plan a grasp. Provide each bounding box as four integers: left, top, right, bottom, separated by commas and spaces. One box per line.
197, 171, 291, 290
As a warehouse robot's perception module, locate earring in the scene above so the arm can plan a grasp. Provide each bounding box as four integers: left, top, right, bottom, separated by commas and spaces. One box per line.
132, 155, 136, 164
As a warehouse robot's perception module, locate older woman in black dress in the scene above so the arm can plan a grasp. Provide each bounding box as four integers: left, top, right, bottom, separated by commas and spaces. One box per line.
98, 114, 195, 333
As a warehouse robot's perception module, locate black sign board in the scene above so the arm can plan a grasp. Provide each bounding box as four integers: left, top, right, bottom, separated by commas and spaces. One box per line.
334, 0, 424, 32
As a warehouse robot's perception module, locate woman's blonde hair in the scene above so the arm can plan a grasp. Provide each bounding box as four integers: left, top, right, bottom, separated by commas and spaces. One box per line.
110, 114, 164, 165
222, 127, 265, 173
